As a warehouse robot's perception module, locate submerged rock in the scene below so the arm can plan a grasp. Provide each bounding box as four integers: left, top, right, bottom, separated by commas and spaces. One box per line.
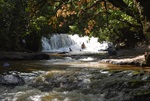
0, 74, 25, 85
2, 62, 10, 67
108, 48, 116, 56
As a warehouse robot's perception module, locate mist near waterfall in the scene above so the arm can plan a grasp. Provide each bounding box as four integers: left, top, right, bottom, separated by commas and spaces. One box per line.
42, 34, 109, 53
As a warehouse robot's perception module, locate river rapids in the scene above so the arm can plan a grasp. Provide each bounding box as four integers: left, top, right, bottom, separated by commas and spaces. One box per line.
0, 57, 150, 101
0, 34, 150, 101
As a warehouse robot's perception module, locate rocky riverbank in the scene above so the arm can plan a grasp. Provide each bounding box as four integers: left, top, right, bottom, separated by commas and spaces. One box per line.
100, 55, 144, 66
0, 51, 50, 61
0, 45, 150, 66
99, 45, 150, 66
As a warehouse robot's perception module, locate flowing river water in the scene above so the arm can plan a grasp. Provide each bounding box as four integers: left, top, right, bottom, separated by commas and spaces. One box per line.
0, 56, 150, 101
0, 34, 150, 101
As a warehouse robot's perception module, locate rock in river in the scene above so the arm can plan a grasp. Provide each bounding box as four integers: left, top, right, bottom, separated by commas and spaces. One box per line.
0, 74, 25, 85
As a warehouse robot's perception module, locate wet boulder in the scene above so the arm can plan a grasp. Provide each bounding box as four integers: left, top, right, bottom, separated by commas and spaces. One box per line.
98, 41, 116, 55
2, 62, 10, 67
107, 42, 116, 55
108, 48, 116, 56
0, 74, 25, 86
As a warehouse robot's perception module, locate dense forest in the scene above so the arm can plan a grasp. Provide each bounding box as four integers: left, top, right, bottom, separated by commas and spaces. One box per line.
0, 0, 150, 52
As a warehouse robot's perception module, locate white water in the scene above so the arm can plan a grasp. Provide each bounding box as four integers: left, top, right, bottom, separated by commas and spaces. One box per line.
42, 34, 110, 53
1, 88, 104, 101
0, 60, 146, 101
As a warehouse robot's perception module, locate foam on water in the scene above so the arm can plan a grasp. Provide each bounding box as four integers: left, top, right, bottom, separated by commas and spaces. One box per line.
42, 34, 109, 53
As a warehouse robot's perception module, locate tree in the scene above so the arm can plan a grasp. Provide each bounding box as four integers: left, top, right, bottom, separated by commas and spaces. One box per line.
0, 0, 28, 50
0, 0, 149, 51
133, 0, 150, 42
48, 0, 145, 45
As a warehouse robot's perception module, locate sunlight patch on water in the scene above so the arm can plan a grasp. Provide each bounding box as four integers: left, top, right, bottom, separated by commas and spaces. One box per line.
2, 89, 104, 101
13, 90, 40, 101
79, 57, 95, 62
40, 91, 104, 101
0, 88, 41, 101
44, 70, 71, 78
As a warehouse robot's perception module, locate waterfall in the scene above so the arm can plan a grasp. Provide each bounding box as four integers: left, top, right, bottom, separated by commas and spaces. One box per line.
41, 34, 110, 53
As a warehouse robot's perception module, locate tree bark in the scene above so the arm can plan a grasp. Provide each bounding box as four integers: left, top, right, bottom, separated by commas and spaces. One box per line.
133, 0, 150, 42
144, 52, 150, 66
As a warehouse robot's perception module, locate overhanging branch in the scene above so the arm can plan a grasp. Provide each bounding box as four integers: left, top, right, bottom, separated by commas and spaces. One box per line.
107, 0, 135, 17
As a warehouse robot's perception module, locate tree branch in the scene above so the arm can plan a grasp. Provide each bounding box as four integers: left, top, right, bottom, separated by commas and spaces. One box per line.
107, 0, 137, 17
84, 0, 102, 11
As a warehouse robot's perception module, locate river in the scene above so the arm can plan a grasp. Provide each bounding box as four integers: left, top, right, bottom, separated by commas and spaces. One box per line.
0, 56, 150, 101
0, 34, 150, 101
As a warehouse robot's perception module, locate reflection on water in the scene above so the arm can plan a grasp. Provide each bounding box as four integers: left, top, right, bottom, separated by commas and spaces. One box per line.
0, 59, 150, 101
1, 59, 148, 73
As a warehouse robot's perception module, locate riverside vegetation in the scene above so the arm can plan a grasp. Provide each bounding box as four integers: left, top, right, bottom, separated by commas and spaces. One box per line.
0, 0, 150, 100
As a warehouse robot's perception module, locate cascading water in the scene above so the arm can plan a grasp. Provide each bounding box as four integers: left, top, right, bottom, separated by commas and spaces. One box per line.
1, 61, 149, 101
41, 34, 110, 53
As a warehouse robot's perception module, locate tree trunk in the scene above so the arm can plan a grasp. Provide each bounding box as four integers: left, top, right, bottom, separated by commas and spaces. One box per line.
133, 0, 150, 42
8, 0, 28, 50
144, 52, 150, 66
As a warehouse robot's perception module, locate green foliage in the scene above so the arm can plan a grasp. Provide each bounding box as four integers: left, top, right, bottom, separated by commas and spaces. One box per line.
0, 0, 147, 51
0, 0, 29, 50
94, 1, 143, 46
